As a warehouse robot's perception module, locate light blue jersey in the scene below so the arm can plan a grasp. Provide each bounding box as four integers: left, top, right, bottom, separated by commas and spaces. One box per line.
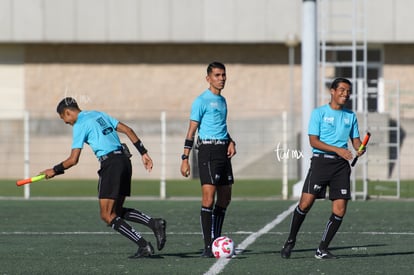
190, 89, 228, 140
72, 111, 122, 158
308, 104, 360, 154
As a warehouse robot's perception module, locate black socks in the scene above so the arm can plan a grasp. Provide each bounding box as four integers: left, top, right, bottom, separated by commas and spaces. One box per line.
200, 205, 228, 248
319, 213, 343, 250
110, 216, 147, 247
200, 207, 213, 248
212, 205, 226, 240
122, 207, 154, 228
287, 206, 308, 242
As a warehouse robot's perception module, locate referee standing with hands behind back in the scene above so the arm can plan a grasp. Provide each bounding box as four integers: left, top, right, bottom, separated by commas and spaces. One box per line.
180, 62, 237, 258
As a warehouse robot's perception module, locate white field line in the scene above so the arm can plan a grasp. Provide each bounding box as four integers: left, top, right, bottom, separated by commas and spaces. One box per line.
1, 231, 412, 236
204, 202, 298, 275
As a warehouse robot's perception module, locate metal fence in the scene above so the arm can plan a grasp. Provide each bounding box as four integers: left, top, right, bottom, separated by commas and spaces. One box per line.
0, 110, 299, 183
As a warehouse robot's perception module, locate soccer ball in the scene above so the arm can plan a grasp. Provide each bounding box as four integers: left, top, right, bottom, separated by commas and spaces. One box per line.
211, 236, 235, 258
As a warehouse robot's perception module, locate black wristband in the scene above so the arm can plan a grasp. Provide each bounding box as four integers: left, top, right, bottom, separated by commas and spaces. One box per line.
53, 162, 65, 175
184, 139, 194, 149
134, 141, 148, 155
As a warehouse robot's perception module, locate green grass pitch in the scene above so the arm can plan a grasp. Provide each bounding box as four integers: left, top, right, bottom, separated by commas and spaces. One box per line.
0, 179, 413, 274
0, 196, 413, 274
1, 179, 413, 198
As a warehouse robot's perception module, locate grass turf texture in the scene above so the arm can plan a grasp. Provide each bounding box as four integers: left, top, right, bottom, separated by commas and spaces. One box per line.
0, 200, 413, 274
1, 179, 413, 198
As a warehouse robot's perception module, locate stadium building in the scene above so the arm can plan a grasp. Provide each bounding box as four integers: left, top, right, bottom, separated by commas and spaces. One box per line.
0, 0, 413, 187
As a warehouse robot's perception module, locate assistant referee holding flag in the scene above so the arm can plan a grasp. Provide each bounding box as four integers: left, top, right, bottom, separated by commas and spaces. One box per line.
180, 62, 237, 258
281, 78, 366, 259
42, 97, 166, 258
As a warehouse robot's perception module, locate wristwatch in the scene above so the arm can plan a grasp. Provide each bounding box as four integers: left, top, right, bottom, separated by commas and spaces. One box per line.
181, 154, 189, 160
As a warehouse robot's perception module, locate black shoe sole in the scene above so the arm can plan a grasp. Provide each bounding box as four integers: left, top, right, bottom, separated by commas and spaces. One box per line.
155, 219, 167, 251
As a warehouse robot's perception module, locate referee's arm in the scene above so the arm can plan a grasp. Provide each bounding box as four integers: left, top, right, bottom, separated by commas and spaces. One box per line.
309, 135, 353, 160
180, 120, 198, 177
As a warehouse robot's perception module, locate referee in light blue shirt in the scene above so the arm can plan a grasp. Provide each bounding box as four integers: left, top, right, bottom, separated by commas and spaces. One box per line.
42, 97, 166, 259
180, 62, 237, 258
281, 78, 366, 260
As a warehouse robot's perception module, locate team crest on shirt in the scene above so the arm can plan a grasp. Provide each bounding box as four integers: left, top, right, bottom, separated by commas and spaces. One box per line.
343, 118, 350, 125
210, 102, 218, 108
323, 116, 334, 125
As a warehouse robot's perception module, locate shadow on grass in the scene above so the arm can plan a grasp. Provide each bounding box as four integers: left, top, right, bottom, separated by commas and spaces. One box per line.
230, 244, 414, 259
287, 244, 388, 259
162, 249, 252, 259
296, 244, 412, 259
155, 244, 414, 260
329, 244, 414, 258
162, 250, 211, 258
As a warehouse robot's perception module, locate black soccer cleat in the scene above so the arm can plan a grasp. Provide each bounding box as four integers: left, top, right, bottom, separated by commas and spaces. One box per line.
281, 239, 295, 259
153, 218, 167, 251
314, 248, 338, 259
129, 242, 154, 259
201, 246, 214, 258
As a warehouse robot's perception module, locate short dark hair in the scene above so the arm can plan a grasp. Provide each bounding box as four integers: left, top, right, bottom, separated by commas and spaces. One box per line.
207, 62, 226, 75
330, 78, 352, 90
56, 97, 80, 114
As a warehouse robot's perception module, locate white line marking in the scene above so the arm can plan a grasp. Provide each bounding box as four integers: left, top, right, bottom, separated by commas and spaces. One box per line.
0, 232, 115, 235
204, 203, 298, 275
359, 232, 414, 235
1, 231, 412, 236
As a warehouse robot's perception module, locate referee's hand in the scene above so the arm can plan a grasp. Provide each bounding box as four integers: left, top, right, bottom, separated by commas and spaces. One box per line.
337, 148, 353, 161
181, 161, 190, 177
227, 141, 236, 158
141, 154, 153, 172
42, 168, 56, 179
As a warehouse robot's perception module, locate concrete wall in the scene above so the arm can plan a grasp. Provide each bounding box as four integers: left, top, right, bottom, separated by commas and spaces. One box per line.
0, 45, 24, 119
0, 0, 301, 43
22, 44, 298, 118
1, 0, 414, 43
1, 41, 414, 179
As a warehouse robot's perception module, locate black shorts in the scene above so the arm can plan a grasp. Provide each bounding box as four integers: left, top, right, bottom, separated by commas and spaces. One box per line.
197, 144, 234, 186
97, 154, 132, 199
302, 154, 351, 200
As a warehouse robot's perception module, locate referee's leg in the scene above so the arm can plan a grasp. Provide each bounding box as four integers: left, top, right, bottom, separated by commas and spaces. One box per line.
213, 185, 232, 239
316, 199, 347, 257
281, 192, 316, 259
115, 196, 167, 251
200, 184, 216, 257
100, 198, 152, 257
